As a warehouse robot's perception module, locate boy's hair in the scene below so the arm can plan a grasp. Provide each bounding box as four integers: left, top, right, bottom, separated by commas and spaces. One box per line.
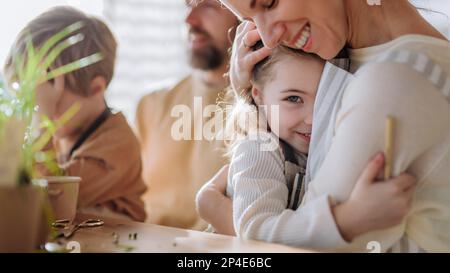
4, 6, 117, 97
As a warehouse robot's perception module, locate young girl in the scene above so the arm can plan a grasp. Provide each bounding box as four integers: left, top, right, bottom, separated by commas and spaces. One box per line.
196, 43, 416, 250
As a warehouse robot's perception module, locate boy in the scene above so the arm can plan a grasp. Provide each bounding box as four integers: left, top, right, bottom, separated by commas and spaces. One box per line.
4, 6, 147, 222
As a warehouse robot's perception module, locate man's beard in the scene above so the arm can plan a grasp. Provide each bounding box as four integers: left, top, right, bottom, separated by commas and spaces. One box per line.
187, 27, 226, 70
188, 45, 225, 71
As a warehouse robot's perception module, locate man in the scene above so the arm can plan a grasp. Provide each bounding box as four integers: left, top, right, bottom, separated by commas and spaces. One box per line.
135, 0, 238, 230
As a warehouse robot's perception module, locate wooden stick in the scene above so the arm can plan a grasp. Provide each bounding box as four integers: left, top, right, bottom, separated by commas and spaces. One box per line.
384, 116, 395, 180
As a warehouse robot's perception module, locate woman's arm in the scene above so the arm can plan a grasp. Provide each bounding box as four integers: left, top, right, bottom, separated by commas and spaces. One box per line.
305, 61, 450, 251
228, 136, 416, 250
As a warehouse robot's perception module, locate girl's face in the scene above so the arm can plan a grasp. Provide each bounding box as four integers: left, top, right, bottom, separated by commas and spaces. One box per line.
220, 0, 348, 60
253, 55, 324, 154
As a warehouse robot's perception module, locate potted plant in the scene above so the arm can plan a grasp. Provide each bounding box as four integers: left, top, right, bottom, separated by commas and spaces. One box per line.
0, 22, 102, 252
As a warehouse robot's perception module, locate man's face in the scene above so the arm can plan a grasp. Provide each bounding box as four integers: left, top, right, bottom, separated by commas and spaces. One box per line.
185, 0, 238, 70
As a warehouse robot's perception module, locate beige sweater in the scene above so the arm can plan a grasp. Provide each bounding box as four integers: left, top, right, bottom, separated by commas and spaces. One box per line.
135, 75, 228, 230
229, 35, 450, 252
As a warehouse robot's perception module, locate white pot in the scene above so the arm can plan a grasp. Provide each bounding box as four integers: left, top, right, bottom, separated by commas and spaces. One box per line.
44, 176, 81, 223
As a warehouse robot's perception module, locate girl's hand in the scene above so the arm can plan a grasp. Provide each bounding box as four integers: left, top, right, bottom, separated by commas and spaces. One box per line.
229, 21, 272, 92
333, 152, 417, 242
196, 165, 235, 236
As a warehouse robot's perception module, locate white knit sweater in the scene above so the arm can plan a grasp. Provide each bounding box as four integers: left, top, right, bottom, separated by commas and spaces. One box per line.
227, 35, 450, 252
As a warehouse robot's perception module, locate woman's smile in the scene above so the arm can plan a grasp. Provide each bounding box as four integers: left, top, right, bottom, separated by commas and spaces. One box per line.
290, 23, 312, 51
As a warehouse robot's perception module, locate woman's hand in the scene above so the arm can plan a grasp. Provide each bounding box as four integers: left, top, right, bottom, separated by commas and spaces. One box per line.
196, 165, 235, 236
332, 152, 417, 242
229, 21, 272, 92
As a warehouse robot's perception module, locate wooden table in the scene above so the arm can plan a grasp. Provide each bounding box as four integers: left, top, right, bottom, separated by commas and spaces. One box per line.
55, 213, 313, 253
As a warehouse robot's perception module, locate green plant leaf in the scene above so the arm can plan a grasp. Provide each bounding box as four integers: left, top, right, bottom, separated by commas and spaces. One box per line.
45, 53, 103, 83
1, 20, 101, 186
35, 21, 85, 64
40, 33, 85, 75
32, 102, 81, 153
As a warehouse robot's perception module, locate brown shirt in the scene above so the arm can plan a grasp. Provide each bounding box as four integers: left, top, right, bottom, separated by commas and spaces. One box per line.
136, 75, 228, 230
59, 112, 147, 222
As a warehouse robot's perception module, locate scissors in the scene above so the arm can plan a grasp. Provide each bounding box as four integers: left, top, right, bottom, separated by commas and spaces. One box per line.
53, 219, 104, 239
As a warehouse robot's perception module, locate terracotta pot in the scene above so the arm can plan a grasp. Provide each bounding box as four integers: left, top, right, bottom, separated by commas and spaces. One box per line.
44, 176, 80, 223
0, 186, 45, 253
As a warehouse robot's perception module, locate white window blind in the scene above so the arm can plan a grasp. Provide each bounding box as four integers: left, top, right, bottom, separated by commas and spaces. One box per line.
104, 0, 190, 121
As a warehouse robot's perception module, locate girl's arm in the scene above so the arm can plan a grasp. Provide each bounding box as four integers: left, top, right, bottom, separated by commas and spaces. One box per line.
196, 165, 235, 236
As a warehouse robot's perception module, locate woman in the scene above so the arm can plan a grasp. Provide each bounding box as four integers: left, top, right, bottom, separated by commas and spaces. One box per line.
199, 0, 450, 252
